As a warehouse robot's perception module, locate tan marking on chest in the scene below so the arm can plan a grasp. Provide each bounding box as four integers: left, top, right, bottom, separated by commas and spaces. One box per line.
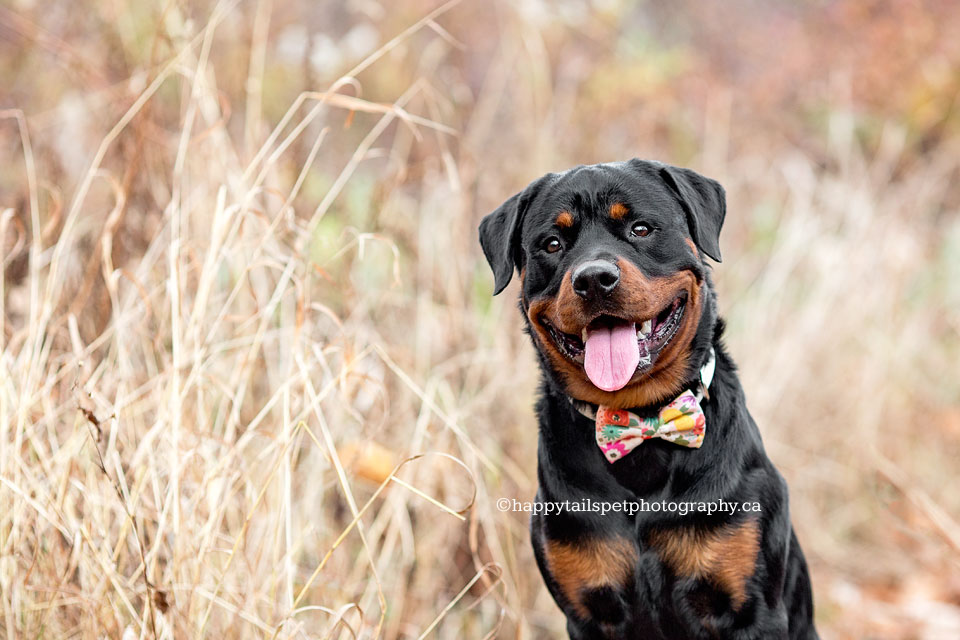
649, 520, 761, 609
545, 537, 637, 618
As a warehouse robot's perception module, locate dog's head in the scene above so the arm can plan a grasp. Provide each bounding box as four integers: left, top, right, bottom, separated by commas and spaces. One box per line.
479, 159, 725, 409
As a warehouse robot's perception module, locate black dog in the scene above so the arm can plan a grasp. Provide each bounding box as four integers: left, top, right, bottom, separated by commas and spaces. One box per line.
479, 160, 818, 639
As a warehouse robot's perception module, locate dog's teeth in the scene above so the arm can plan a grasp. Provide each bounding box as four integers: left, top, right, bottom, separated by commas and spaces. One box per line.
581, 328, 588, 342
640, 319, 652, 336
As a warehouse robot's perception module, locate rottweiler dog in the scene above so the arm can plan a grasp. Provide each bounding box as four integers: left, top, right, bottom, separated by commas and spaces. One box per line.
479, 159, 818, 639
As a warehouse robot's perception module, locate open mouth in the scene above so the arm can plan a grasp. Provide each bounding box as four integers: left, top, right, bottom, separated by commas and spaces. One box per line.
541, 293, 687, 391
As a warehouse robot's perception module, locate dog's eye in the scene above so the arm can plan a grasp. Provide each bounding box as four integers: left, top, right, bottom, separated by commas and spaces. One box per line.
631, 222, 652, 237
544, 237, 562, 253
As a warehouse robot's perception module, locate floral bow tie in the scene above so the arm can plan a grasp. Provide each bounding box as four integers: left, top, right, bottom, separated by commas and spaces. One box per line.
595, 392, 705, 462
585, 349, 716, 464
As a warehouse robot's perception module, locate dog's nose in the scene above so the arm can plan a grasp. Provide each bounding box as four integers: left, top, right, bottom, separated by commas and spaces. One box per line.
572, 260, 620, 301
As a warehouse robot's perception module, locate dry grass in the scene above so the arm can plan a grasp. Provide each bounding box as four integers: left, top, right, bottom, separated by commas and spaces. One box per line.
2, 1, 960, 638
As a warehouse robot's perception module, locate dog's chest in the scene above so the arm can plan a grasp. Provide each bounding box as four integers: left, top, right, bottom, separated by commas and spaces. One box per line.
541, 517, 762, 637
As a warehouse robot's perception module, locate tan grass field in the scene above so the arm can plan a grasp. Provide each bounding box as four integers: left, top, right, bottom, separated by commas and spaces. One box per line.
2, 1, 960, 638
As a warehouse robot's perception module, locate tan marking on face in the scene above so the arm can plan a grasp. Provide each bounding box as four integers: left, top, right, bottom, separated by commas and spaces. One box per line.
649, 520, 761, 610
545, 537, 637, 618
555, 211, 574, 228
684, 238, 698, 256
519, 267, 527, 307
527, 259, 703, 408
610, 202, 628, 220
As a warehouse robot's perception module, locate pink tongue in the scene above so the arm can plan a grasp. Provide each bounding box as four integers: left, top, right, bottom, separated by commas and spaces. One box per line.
584, 322, 640, 391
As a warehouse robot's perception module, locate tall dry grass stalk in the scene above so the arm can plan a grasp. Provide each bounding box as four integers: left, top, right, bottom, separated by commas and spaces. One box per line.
1, 1, 959, 639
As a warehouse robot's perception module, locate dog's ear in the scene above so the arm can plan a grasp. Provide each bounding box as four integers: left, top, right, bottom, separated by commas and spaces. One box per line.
479, 178, 547, 295
657, 164, 726, 263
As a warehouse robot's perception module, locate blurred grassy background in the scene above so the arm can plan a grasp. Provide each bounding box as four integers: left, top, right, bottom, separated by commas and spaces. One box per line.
2, 0, 960, 638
